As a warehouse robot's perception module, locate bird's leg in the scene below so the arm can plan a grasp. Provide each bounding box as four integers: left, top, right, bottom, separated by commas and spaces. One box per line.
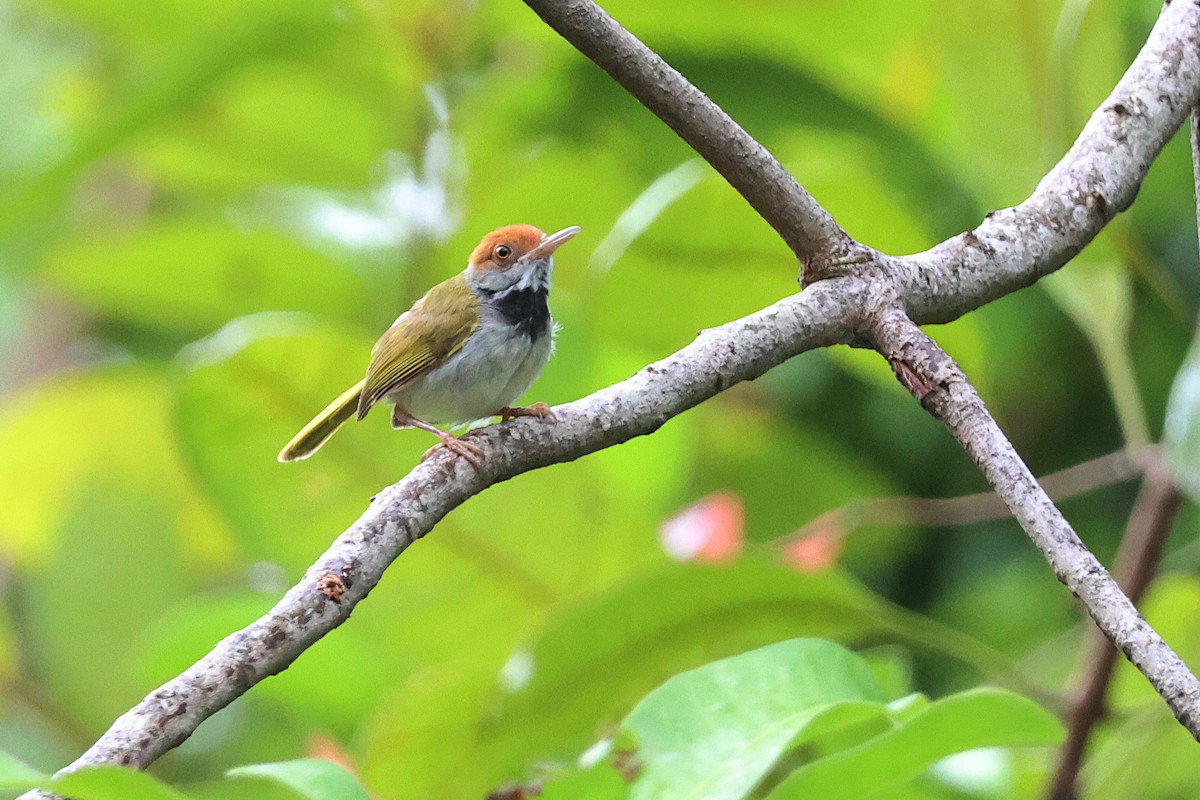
498, 402, 554, 423
392, 406, 483, 467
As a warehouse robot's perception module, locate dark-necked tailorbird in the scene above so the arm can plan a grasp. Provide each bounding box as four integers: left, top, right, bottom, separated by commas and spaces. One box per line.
278, 224, 580, 466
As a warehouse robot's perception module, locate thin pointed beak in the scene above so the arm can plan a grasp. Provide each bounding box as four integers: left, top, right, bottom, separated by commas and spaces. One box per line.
526, 225, 580, 261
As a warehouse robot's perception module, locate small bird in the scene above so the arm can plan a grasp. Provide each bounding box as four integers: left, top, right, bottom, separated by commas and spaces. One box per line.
278, 224, 579, 465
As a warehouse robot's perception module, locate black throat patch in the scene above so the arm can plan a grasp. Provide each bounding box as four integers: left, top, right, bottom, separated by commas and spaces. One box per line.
490, 287, 551, 341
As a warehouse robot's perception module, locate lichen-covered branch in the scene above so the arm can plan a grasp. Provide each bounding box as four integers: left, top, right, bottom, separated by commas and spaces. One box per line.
869, 309, 1200, 738
1193, 106, 1200, 247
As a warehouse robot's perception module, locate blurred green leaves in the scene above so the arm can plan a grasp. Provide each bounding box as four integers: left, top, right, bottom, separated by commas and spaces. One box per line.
354, 562, 1052, 798
0, 754, 373, 800
0, 0, 1195, 798
226, 759, 370, 800
0, 751, 45, 791
45, 223, 371, 335
536, 640, 1060, 800
48, 766, 193, 800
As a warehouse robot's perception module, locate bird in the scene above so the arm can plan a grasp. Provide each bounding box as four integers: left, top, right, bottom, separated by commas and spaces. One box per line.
278, 223, 579, 466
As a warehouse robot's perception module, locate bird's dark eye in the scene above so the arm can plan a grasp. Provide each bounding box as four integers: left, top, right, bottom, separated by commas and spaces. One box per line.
495, 245, 512, 260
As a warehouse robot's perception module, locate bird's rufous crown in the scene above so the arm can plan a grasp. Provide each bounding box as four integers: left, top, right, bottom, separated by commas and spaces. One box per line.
469, 224, 546, 271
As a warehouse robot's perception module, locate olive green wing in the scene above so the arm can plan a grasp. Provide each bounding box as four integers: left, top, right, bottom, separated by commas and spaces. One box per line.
355, 273, 479, 420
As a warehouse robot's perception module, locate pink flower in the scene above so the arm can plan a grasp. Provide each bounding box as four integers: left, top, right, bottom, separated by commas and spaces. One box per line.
659, 491, 744, 563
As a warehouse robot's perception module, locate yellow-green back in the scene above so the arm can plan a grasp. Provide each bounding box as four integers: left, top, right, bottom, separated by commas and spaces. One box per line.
356, 272, 479, 419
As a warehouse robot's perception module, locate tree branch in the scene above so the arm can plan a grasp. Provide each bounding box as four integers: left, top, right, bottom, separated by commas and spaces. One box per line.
22, 0, 1200, 792
786, 446, 1155, 541
901, 0, 1200, 324
869, 308, 1200, 737
520, 0, 861, 265
1047, 457, 1183, 800
31, 281, 864, 778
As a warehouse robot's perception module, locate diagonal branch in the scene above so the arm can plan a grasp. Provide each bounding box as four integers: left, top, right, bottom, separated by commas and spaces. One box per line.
901, 0, 1200, 324
520, 0, 860, 264
32, 281, 865, 776
869, 308, 1200, 737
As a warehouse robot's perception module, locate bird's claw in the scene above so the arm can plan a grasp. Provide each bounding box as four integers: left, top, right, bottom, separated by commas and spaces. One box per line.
499, 402, 555, 423
421, 436, 484, 467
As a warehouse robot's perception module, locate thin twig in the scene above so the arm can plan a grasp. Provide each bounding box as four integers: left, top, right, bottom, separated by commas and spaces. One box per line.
869, 308, 1200, 737
787, 446, 1155, 542
1047, 458, 1183, 800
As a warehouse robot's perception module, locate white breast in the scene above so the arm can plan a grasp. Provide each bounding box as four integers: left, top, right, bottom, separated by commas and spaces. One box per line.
386, 312, 554, 425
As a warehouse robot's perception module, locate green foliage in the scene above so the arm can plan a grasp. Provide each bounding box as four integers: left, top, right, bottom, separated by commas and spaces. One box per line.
0, 752, 44, 791
226, 759, 370, 800
617, 639, 885, 800
47, 766, 193, 800
0, 0, 1196, 798
535, 640, 1061, 800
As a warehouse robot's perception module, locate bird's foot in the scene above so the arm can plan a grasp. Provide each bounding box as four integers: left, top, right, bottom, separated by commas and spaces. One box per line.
421, 433, 484, 467
499, 402, 554, 423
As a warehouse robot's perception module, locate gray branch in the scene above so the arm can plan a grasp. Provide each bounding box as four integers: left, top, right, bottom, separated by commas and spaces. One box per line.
899, 0, 1200, 324
37, 281, 861, 779
23, 0, 1200, 791
521, 0, 862, 265
869, 308, 1200, 736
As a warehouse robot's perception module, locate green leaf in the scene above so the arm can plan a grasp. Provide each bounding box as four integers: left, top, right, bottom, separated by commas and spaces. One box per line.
1085, 702, 1200, 800
497, 561, 1052, 746
227, 759, 370, 800
1042, 254, 1148, 447
0, 749, 46, 790
539, 762, 630, 800
0, 1, 342, 258
48, 765, 192, 800
1165, 329, 1200, 498
764, 688, 1063, 799
175, 313, 392, 565
0, 367, 230, 728
0, 366, 229, 566
43, 221, 370, 334
618, 639, 882, 800
537, 49, 980, 241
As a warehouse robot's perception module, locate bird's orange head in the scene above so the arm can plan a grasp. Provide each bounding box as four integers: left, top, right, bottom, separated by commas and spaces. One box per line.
466, 224, 580, 293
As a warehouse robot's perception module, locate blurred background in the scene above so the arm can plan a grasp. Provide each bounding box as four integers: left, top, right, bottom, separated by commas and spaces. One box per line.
0, 0, 1198, 797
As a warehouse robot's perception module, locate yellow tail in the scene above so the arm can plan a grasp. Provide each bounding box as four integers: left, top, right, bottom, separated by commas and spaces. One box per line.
278, 379, 367, 463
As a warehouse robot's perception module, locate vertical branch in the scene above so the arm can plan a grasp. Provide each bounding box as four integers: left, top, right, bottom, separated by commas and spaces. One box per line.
869, 307, 1200, 738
